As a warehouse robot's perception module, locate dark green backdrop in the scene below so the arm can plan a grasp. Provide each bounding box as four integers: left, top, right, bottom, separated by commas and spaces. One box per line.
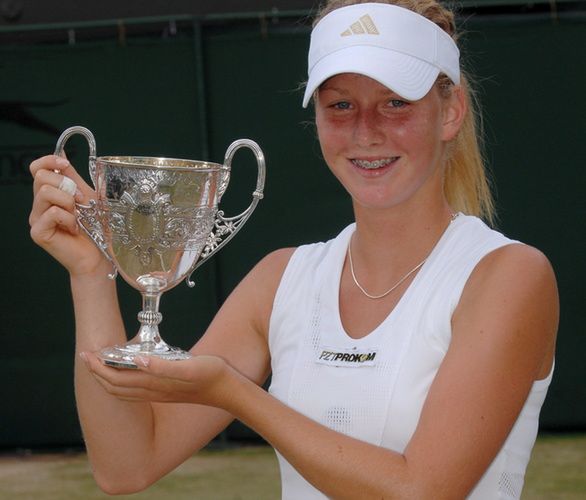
1, 8, 584, 448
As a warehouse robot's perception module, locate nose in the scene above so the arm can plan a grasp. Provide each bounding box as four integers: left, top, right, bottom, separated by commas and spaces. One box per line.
353, 109, 385, 148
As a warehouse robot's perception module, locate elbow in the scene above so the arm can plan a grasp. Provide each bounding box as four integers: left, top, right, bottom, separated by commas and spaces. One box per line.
395, 476, 472, 500
382, 461, 456, 500
93, 470, 154, 496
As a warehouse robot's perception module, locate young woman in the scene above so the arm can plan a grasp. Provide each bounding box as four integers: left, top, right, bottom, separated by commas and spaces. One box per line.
29, 1, 558, 498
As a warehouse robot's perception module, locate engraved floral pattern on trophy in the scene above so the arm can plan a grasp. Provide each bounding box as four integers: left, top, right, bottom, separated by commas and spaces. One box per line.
97, 162, 218, 292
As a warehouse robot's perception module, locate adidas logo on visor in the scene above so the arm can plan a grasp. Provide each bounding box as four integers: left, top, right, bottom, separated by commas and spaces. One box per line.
340, 14, 379, 36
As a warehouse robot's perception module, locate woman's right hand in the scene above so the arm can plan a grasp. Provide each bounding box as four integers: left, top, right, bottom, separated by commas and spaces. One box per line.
29, 154, 106, 276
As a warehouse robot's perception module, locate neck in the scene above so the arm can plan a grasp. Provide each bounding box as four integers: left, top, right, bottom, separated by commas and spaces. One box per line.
354, 196, 452, 247
349, 198, 454, 288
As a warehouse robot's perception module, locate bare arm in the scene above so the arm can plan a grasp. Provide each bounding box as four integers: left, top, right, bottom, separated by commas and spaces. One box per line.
75, 249, 289, 494
119, 242, 557, 499
29, 155, 159, 491
29, 154, 292, 494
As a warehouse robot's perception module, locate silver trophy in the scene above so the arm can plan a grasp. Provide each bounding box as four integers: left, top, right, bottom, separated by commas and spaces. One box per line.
55, 126, 265, 368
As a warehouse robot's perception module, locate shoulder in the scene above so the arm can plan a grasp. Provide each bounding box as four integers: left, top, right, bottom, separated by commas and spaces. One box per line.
454, 243, 558, 379
240, 247, 297, 297
207, 248, 298, 348
464, 243, 557, 301
440, 217, 554, 291
253, 227, 353, 286
242, 226, 354, 307
251, 247, 297, 278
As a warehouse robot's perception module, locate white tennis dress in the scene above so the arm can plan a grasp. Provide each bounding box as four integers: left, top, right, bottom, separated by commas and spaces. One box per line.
268, 215, 553, 499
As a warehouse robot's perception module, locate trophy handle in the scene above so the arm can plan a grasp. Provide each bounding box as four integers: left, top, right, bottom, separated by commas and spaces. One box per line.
54, 125, 97, 185
54, 126, 117, 280
186, 139, 266, 287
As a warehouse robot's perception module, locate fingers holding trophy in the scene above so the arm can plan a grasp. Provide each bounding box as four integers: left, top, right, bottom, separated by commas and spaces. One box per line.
55, 126, 266, 369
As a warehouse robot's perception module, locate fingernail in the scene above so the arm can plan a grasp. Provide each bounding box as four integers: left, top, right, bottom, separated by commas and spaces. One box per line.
79, 352, 88, 363
135, 356, 150, 367
74, 189, 84, 202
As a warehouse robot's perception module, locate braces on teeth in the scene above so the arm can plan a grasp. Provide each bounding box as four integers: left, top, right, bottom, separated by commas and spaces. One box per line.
352, 158, 395, 169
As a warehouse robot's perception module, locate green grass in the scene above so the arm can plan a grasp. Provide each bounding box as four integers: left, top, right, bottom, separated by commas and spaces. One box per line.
523, 433, 586, 500
0, 446, 280, 500
0, 434, 584, 499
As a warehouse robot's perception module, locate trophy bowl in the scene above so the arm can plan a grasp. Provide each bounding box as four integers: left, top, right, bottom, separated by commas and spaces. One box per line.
55, 126, 265, 368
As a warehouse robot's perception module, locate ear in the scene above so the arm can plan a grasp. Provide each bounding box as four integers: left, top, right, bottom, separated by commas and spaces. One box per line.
441, 85, 467, 142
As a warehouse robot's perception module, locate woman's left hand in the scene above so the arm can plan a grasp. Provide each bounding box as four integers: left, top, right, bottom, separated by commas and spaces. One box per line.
80, 351, 235, 409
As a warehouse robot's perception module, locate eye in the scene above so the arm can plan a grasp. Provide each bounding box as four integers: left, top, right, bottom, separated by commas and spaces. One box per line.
332, 101, 352, 110
388, 99, 407, 108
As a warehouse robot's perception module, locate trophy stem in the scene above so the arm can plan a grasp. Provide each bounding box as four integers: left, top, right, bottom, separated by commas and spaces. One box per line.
137, 291, 163, 351
98, 288, 191, 369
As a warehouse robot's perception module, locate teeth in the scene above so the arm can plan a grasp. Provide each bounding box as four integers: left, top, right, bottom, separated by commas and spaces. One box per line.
352, 158, 396, 169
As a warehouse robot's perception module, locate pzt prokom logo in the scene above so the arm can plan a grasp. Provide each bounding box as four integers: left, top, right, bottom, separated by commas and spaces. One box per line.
316, 347, 377, 367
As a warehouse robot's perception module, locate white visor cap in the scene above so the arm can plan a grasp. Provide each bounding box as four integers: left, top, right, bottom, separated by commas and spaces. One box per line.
303, 3, 460, 107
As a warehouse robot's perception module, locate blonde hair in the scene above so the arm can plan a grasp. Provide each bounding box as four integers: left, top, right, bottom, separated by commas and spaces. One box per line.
313, 0, 496, 225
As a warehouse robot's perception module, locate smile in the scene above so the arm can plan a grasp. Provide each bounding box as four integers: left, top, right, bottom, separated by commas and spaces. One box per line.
351, 157, 398, 170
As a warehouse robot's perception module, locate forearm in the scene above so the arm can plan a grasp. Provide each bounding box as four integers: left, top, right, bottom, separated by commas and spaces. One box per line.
70, 266, 126, 353
224, 371, 415, 499
71, 268, 156, 492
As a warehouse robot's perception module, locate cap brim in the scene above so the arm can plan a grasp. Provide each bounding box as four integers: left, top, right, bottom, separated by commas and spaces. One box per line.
302, 46, 440, 108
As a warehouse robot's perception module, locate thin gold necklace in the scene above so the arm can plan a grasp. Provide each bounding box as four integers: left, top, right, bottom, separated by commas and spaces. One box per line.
347, 213, 459, 300
348, 244, 426, 300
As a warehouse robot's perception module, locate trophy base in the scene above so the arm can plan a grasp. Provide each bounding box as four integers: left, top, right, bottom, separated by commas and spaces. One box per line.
99, 342, 192, 369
